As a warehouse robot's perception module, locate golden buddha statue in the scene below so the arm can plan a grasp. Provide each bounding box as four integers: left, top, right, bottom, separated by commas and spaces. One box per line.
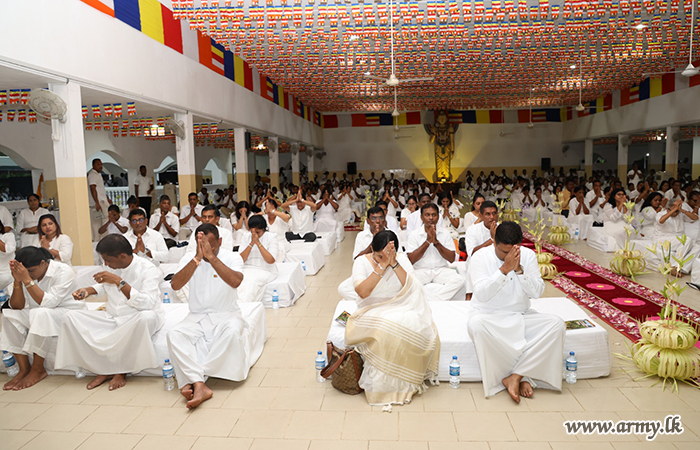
425, 110, 457, 182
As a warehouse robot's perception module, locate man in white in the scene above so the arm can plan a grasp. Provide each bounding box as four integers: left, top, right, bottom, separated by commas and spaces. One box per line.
464, 201, 499, 258
149, 195, 180, 247
124, 209, 169, 265
468, 221, 565, 403
281, 190, 317, 241
179, 192, 204, 239
628, 163, 643, 187
98, 205, 130, 236
56, 234, 164, 391
167, 224, 248, 409
185, 205, 234, 251
353, 207, 387, 259
406, 203, 463, 301
0, 204, 13, 233
406, 193, 444, 234
134, 165, 154, 218
665, 180, 686, 203
375, 200, 401, 235
584, 180, 607, 223
88, 159, 112, 242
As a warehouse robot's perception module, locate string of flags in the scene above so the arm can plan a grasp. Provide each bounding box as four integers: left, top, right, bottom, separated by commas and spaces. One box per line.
82, 103, 137, 119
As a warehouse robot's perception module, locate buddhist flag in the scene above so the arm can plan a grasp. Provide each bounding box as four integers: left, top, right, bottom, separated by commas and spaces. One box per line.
620, 84, 641, 106
323, 114, 339, 128
395, 111, 422, 125
260, 75, 275, 101
351, 113, 393, 127
578, 94, 613, 117
210, 41, 226, 75
233, 54, 254, 91
639, 73, 675, 100
517, 109, 562, 123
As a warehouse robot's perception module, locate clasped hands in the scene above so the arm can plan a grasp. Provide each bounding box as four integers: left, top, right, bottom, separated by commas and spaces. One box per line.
500, 245, 523, 275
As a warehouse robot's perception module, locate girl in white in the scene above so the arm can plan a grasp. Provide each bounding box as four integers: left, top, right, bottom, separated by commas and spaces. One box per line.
38, 214, 74, 265
400, 196, 418, 230
236, 216, 279, 304
463, 193, 485, 233
314, 187, 339, 233
638, 192, 663, 239
1, 247, 83, 390
655, 198, 696, 257
263, 199, 290, 260
0, 218, 16, 290
335, 184, 355, 224
17, 194, 49, 248
601, 189, 630, 248
438, 192, 461, 239
231, 201, 253, 245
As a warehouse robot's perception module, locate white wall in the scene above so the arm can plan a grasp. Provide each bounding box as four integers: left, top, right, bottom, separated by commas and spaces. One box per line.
323, 122, 580, 181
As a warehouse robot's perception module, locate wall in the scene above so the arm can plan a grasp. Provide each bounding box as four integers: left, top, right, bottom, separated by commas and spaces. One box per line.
323, 122, 581, 181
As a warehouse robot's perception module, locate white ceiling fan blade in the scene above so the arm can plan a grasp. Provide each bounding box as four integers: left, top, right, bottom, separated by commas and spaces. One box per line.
400, 77, 435, 83
363, 74, 386, 81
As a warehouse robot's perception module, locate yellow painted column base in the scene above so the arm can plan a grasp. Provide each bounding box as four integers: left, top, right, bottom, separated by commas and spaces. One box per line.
292, 172, 300, 186
55, 177, 93, 266
666, 163, 678, 179
237, 172, 249, 202
270, 173, 280, 190
618, 165, 627, 181
227, 173, 234, 187
692, 164, 700, 179
178, 174, 197, 207
585, 165, 592, 178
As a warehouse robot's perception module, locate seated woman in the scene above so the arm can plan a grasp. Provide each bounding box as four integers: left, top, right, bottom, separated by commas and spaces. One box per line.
400, 196, 418, 230
567, 186, 595, 240
588, 188, 628, 251
654, 198, 694, 258
0, 219, 16, 291
38, 214, 74, 265
263, 199, 290, 261
231, 201, 253, 246
1, 247, 84, 390
463, 193, 484, 233
637, 192, 663, 239
335, 184, 355, 225
237, 216, 279, 304
438, 192, 461, 239
345, 231, 440, 408
314, 187, 339, 233
17, 194, 49, 248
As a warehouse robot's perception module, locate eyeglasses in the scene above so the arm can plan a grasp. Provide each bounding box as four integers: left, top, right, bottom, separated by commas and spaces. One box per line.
130, 218, 146, 224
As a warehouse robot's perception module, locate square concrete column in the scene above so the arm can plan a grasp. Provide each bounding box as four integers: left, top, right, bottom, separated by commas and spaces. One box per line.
268, 136, 280, 189
584, 139, 593, 178
174, 112, 196, 207
49, 81, 92, 265
234, 128, 249, 201
666, 126, 679, 178
618, 134, 629, 180
306, 146, 315, 182
692, 137, 700, 179
292, 144, 300, 185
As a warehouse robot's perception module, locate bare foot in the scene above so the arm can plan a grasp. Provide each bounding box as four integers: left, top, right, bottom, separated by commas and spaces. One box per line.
109, 374, 127, 391
502, 373, 523, 404
87, 375, 112, 390
14, 369, 47, 390
466, 293, 473, 301
180, 384, 194, 400
520, 380, 534, 398
186, 382, 213, 410
3, 370, 29, 390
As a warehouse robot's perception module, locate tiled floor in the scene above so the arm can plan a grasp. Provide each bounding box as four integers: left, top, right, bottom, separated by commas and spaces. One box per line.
1, 233, 699, 450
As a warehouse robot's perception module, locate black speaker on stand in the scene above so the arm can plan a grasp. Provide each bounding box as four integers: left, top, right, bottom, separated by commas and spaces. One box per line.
541, 158, 551, 171
347, 162, 357, 180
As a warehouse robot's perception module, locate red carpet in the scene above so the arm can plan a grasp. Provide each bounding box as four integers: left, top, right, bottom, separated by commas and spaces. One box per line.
344, 224, 363, 232
523, 233, 700, 341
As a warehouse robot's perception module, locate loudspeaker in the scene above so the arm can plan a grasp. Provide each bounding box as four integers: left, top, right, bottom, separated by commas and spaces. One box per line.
244, 131, 251, 150
347, 162, 357, 175
541, 157, 551, 171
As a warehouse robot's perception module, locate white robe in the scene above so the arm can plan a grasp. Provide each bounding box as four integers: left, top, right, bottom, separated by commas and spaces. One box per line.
55, 255, 164, 375
314, 202, 338, 233
167, 249, 252, 388
47, 234, 74, 265
16, 207, 50, 248
1, 261, 84, 359
237, 232, 279, 304
468, 246, 565, 398
0, 231, 17, 290
406, 227, 463, 301
186, 225, 234, 252
124, 228, 169, 265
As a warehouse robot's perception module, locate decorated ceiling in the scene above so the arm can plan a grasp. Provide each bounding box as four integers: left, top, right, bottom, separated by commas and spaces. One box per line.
171, 0, 698, 112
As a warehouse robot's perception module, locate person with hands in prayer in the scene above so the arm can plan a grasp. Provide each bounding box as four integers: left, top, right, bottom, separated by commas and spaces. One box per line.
353, 207, 388, 259
282, 189, 317, 241
179, 192, 204, 239
167, 224, 249, 410
406, 203, 463, 301
149, 195, 180, 248
38, 214, 74, 265
123, 209, 169, 266
98, 205, 129, 236
236, 215, 278, 304
468, 221, 565, 403
314, 187, 339, 233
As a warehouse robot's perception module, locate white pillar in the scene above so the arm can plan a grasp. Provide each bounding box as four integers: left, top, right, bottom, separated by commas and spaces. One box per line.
174, 112, 196, 207
49, 81, 92, 265
584, 139, 593, 178
292, 143, 300, 185
268, 136, 280, 189
618, 134, 629, 181
666, 126, 679, 178
306, 146, 314, 183
692, 137, 700, 179
234, 128, 249, 201
226, 149, 234, 186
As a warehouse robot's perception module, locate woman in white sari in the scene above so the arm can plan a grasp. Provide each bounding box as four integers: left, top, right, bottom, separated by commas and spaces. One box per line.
335, 184, 355, 224
345, 231, 440, 408
237, 215, 279, 304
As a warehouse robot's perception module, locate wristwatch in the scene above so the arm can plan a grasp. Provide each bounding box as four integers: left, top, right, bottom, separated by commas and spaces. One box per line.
24, 280, 36, 288
118, 280, 127, 291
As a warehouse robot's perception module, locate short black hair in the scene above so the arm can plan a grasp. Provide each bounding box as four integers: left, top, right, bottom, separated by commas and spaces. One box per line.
195, 222, 219, 239
96, 234, 133, 258
188, 192, 198, 199
574, 185, 585, 194
248, 215, 266, 231
418, 193, 431, 202
202, 204, 219, 216
371, 230, 399, 252
367, 206, 385, 218
27, 193, 40, 202
421, 203, 439, 215
375, 200, 388, 208
494, 221, 523, 245
108, 205, 120, 214
159, 195, 171, 203
127, 195, 138, 205
15, 246, 53, 268
480, 200, 498, 214
128, 208, 146, 220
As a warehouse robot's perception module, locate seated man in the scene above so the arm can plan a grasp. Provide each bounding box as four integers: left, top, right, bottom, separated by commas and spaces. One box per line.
281, 190, 317, 242
55, 235, 164, 391
464, 201, 499, 258
406, 203, 463, 301
568, 186, 594, 240
149, 195, 180, 248
375, 200, 401, 235
352, 207, 387, 259
406, 193, 444, 234
186, 205, 234, 251
167, 224, 247, 409
124, 209, 169, 266
98, 205, 129, 237
468, 221, 565, 403
179, 192, 204, 239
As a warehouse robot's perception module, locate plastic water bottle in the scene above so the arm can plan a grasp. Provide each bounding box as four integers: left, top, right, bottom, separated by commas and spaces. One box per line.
2, 351, 19, 378
449, 355, 461, 389
315, 351, 326, 383
301, 261, 307, 273
0, 289, 7, 306
272, 289, 279, 310
565, 351, 578, 384
75, 368, 86, 379
162, 359, 175, 391
163, 293, 170, 304
574, 227, 579, 240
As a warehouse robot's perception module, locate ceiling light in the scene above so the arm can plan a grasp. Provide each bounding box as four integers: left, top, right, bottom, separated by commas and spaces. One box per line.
364, 71, 371, 76
646, 153, 650, 156
349, 35, 359, 41
257, 142, 265, 150
682, 63, 699, 77
570, 64, 576, 69
575, 103, 585, 111
634, 23, 648, 30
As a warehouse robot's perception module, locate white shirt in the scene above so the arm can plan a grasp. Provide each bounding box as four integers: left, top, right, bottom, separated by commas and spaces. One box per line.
655, 210, 686, 238
178, 249, 244, 314
406, 209, 444, 234
568, 198, 590, 217
386, 215, 401, 235
265, 215, 289, 236
351, 253, 414, 305
0, 231, 17, 275
149, 210, 180, 239
352, 228, 374, 259
134, 174, 153, 197
664, 190, 686, 203
17, 207, 50, 244
92, 255, 163, 318
0, 205, 13, 230
406, 226, 455, 270
238, 232, 279, 275
87, 168, 108, 206
106, 216, 130, 235
584, 191, 607, 220
180, 204, 204, 231
123, 228, 169, 265
464, 222, 492, 258
289, 205, 314, 235
48, 234, 74, 265
186, 225, 234, 252
470, 246, 544, 314
20, 260, 83, 310
628, 170, 642, 186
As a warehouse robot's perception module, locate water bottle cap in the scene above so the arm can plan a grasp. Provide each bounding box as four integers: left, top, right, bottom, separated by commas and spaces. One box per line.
570, 351, 575, 355
317, 351, 322, 355
165, 359, 170, 363
452, 355, 457, 359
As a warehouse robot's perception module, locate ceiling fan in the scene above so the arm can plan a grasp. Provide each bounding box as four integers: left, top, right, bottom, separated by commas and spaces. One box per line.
390, 86, 415, 132
364, 0, 434, 87
642, 0, 698, 78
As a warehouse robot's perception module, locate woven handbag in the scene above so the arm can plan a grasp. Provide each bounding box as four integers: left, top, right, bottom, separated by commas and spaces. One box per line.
320, 341, 364, 395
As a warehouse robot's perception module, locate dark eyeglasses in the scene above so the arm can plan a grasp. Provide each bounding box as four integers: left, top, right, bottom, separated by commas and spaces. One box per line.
130, 218, 146, 224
